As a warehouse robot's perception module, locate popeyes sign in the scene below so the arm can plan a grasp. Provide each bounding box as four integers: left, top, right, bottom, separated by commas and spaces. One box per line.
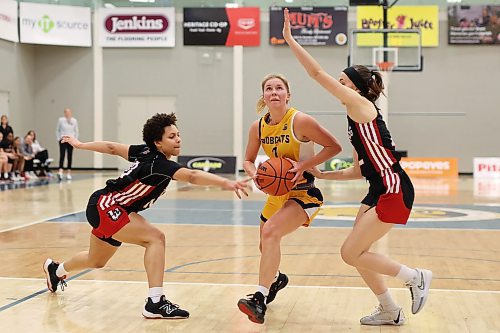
400, 157, 458, 178
474, 158, 500, 179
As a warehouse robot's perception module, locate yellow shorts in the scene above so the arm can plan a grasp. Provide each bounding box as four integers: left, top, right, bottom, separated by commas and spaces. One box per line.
260, 187, 323, 227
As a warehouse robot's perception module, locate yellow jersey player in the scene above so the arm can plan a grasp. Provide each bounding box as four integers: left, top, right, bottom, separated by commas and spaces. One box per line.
238, 73, 342, 324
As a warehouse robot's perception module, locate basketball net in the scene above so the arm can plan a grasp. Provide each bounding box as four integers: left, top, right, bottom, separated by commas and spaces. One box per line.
376, 61, 394, 125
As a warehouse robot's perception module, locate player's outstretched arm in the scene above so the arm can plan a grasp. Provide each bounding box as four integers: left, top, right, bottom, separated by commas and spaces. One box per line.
310, 149, 362, 180
61, 135, 130, 160
173, 168, 251, 199
282, 8, 361, 105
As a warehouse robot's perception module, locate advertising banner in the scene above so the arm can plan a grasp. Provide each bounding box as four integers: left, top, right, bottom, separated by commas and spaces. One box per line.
400, 157, 458, 178
269, 6, 348, 46
0, 0, 18, 42
20, 3, 91, 47
474, 178, 500, 197
99, 7, 175, 47
357, 6, 439, 47
324, 158, 354, 171
474, 157, 500, 178
448, 5, 500, 44
412, 178, 458, 196
178, 156, 236, 174
183, 7, 260, 46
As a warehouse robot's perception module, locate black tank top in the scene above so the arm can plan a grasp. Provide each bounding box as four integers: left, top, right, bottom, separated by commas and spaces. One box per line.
347, 112, 401, 179
99, 145, 183, 213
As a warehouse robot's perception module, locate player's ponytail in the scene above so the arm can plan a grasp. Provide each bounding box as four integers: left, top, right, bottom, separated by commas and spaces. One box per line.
366, 69, 384, 103
256, 96, 266, 114
351, 65, 385, 103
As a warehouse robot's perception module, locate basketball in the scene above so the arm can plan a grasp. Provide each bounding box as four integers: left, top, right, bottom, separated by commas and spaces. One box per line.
255, 157, 295, 196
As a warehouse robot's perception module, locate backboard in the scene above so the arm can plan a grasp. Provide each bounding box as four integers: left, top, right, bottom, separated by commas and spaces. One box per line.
348, 29, 423, 72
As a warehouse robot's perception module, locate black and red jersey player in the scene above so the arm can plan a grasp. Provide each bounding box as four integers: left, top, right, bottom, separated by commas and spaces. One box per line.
347, 111, 414, 224
284, 8, 432, 327
43, 113, 250, 320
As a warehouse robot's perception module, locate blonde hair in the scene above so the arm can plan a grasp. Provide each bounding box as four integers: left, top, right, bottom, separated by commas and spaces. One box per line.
256, 73, 291, 114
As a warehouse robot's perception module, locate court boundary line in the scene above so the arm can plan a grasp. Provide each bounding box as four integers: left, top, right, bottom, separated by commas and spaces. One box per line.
1, 276, 499, 294
25, 221, 500, 232
0, 209, 85, 234
0, 269, 91, 313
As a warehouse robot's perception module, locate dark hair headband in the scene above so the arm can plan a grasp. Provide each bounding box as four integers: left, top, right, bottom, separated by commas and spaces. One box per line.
343, 66, 368, 95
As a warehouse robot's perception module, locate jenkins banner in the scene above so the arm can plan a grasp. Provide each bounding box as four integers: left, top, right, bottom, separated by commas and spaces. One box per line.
99, 7, 175, 47
357, 6, 439, 47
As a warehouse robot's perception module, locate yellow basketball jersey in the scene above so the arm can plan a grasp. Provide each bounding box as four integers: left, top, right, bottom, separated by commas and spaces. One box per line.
259, 107, 314, 165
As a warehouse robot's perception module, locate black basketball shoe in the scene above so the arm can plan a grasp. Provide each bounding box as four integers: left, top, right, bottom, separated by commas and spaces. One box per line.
142, 295, 189, 319
43, 258, 67, 292
237, 291, 267, 324
266, 272, 289, 304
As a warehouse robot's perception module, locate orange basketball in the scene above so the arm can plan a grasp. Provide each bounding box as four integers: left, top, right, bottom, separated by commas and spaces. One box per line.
256, 157, 295, 196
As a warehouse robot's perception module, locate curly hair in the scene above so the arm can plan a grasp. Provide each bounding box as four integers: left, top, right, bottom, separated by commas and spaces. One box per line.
142, 113, 178, 150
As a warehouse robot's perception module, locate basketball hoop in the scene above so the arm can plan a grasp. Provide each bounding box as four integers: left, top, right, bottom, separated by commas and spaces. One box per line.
376, 61, 394, 72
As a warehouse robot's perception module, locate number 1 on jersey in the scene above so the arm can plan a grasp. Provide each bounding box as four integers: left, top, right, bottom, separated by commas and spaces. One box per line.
272, 146, 278, 158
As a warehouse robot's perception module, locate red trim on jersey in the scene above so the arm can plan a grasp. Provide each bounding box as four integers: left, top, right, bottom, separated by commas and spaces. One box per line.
122, 179, 141, 192
365, 122, 391, 169
355, 122, 381, 172
116, 184, 156, 207
97, 180, 157, 210
371, 120, 397, 164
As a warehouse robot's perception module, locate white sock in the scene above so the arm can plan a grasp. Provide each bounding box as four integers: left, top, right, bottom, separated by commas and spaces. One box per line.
257, 285, 269, 297
56, 263, 68, 277
396, 265, 417, 283
149, 287, 163, 303
272, 271, 280, 283
376, 290, 399, 312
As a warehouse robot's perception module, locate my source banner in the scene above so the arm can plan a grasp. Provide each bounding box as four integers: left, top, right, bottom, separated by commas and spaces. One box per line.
0, 0, 18, 42
99, 7, 175, 47
357, 6, 439, 47
20, 2, 91, 47
448, 5, 500, 44
183, 7, 260, 46
269, 6, 348, 46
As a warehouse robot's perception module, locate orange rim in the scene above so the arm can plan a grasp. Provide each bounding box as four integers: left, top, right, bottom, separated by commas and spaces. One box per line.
376, 61, 394, 71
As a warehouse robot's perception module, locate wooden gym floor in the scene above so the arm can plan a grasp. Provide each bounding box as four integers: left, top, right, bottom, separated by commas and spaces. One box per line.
0, 172, 499, 332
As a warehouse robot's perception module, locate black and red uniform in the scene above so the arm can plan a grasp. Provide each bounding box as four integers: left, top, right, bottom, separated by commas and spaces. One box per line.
347, 112, 414, 224
86, 145, 183, 246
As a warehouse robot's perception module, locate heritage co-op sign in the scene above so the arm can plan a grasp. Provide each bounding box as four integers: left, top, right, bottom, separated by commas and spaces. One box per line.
99, 7, 175, 47
183, 7, 260, 46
